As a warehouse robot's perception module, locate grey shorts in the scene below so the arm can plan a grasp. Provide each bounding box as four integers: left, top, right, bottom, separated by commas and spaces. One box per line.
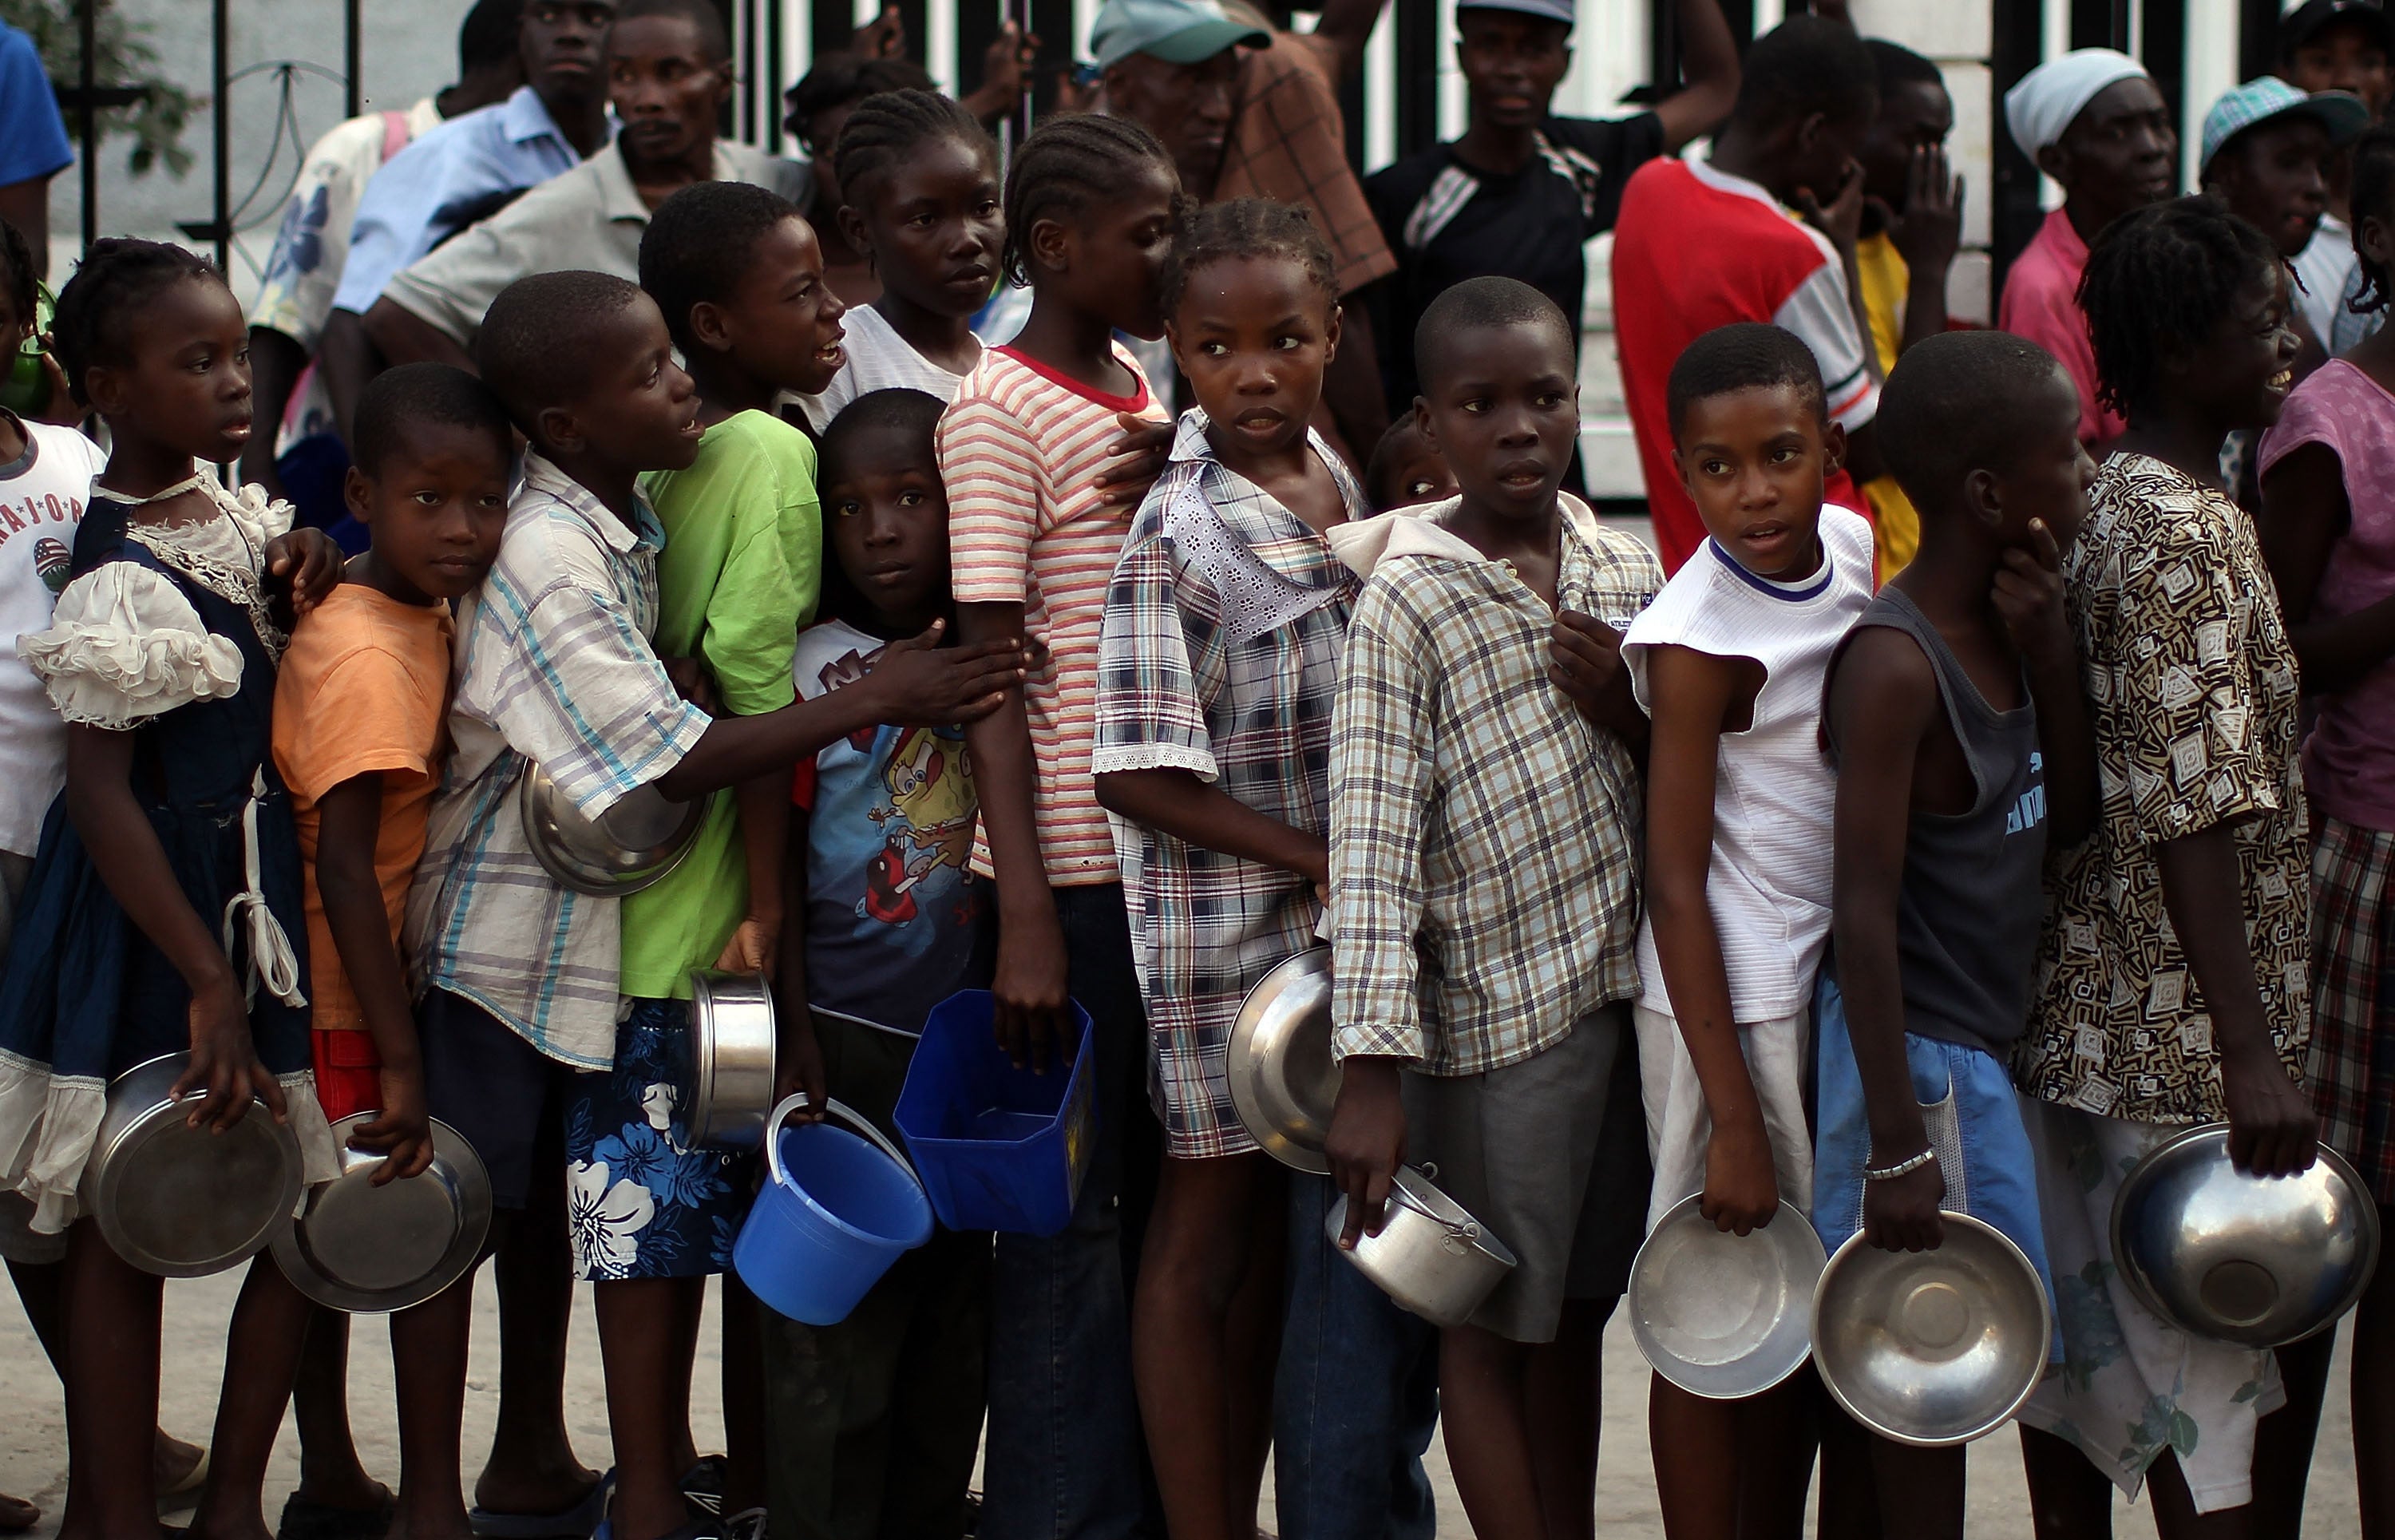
1402, 1004, 1646, 1343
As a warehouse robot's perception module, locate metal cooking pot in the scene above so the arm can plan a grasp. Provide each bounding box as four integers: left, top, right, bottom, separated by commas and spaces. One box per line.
271, 1114, 493, 1313
687, 970, 779, 1149
81, 1052, 304, 1278
517, 762, 705, 897
1325, 1165, 1517, 1328
1225, 948, 1338, 1174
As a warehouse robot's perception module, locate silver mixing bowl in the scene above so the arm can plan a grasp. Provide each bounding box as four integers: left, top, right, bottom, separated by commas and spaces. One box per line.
1225, 948, 1339, 1174
517, 762, 705, 897
1325, 1165, 1517, 1328
1811, 1213, 2052, 1446
1629, 1194, 1826, 1399
2112, 1122, 2380, 1348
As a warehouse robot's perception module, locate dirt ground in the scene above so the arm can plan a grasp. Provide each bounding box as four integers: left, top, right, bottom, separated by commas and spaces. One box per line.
0, 1268, 2365, 1538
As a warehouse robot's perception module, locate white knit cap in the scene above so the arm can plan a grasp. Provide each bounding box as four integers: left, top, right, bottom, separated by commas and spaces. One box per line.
2004, 48, 2150, 159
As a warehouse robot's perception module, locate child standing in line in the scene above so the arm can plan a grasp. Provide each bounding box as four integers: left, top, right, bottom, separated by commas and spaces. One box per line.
768, 386, 990, 1540
2013, 196, 2316, 1534
1091, 199, 1364, 1540
405, 269, 1024, 1540
1324, 275, 1660, 1540
0, 239, 345, 1540
2259, 124, 2395, 1532
1817, 331, 2096, 1536
273, 361, 513, 1540
935, 112, 1178, 1540
627, 179, 853, 1534
1361, 414, 1458, 515
795, 89, 1002, 430
1623, 323, 1874, 1539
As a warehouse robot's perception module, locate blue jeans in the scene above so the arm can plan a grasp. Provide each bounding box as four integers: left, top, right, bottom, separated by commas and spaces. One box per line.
1275, 1173, 1441, 1540
973, 881, 1163, 1540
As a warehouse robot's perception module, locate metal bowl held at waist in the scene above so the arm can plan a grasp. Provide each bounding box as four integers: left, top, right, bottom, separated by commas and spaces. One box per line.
81, 1052, 305, 1279
2112, 1122, 2381, 1348
1325, 1165, 1517, 1328
517, 762, 705, 897
1630, 1194, 1827, 1399
271, 1114, 493, 1313
1811, 1213, 2052, 1447
686, 970, 778, 1150
1226, 948, 1338, 1174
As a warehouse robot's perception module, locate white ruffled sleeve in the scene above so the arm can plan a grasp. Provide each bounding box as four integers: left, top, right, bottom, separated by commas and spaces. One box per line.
219, 477, 295, 548
17, 562, 244, 728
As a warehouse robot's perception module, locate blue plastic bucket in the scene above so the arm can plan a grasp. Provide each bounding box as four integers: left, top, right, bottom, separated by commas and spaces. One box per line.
733, 1095, 932, 1325
894, 990, 1097, 1237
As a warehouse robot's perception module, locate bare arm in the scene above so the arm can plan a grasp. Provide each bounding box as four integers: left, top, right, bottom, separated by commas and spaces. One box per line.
956, 600, 1071, 1071
1653, 0, 1740, 153
361, 297, 477, 373
2260, 442, 2395, 695
1095, 769, 1327, 890
1308, 0, 1391, 84
0, 178, 49, 277
715, 772, 790, 975
316, 309, 385, 449
315, 774, 435, 1181
66, 725, 283, 1128
1642, 643, 1779, 1233
1826, 630, 1947, 1252
240, 327, 307, 502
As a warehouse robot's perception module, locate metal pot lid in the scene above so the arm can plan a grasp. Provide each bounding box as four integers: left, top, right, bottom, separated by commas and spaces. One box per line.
83, 1053, 305, 1279
517, 762, 706, 897
687, 970, 778, 1150
271, 1114, 493, 1314
1225, 948, 1338, 1174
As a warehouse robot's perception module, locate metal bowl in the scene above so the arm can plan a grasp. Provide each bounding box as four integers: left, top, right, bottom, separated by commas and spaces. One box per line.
1629, 1194, 1827, 1398
1811, 1213, 2051, 1446
1226, 948, 1338, 1174
517, 762, 705, 897
80, 1052, 305, 1278
1326, 1165, 1517, 1328
271, 1114, 493, 1313
687, 970, 778, 1149
2112, 1122, 2381, 1348
0, 1190, 65, 1265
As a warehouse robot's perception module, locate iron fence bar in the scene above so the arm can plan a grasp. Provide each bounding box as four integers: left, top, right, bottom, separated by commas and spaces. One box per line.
77, 0, 94, 251
212, 0, 229, 269
345, 0, 361, 116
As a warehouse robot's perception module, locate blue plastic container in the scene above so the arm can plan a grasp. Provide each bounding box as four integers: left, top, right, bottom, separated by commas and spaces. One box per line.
734, 1096, 932, 1325
894, 990, 1097, 1237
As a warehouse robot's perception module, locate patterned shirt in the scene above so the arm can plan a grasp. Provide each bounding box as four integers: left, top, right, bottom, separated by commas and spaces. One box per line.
404, 453, 711, 1068
1328, 496, 1661, 1075
1213, 29, 1396, 298
940, 343, 1170, 884
1093, 410, 1364, 1156
2019, 454, 2311, 1124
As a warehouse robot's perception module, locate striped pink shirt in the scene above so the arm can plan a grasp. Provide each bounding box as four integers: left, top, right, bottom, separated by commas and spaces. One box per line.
940, 342, 1167, 885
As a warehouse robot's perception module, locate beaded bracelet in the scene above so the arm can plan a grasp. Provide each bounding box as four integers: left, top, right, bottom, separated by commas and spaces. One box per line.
1863, 1148, 1938, 1182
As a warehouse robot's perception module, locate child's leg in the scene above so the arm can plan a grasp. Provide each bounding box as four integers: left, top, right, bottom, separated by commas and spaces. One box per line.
594, 1274, 711, 1540
2143, 1452, 2253, 1540
1862, 1432, 1963, 1540
475, 1130, 598, 1515
9, 1257, 203, 1491
187, 1256, 315, 1540
1439, 1326, 1542, 1540
1733, 1372, 1817, 1540
58, 1219, 165, 1540
1130, 1149, 1285, 1540
880, 1228, 995, 1540
2355, 1207, 2395, 1539
291, 1307, 390, 1510
1522, 1299, 1604, 1540
1221, 1182, 1286, 1524
389, 1253, 482, 1540
2247, 1329, 2334, 1528
718, 1275, 766, 1518
2017, 1426, 2115, 1540
1649, 1375, 1739, 1540
667, 1279, 706, 1479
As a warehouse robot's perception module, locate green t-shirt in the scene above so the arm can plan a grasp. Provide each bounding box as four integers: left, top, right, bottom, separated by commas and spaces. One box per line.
620, 410, 823, 999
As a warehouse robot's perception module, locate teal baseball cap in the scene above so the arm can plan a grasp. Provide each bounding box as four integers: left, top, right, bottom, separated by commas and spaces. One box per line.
2200, 77, 2371, 176
1091, 0, 1269, 69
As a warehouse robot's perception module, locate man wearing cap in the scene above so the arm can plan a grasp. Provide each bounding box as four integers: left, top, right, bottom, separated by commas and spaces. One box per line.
1092, 0, 1398, 458
1997, 48, 2176, 449
2282, 0, 2393, 352
1362, 0, 1739, 441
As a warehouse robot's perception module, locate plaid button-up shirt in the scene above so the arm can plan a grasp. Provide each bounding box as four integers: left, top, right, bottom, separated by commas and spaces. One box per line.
404, 453, 711, 1068
1327, 497, 1660, 1075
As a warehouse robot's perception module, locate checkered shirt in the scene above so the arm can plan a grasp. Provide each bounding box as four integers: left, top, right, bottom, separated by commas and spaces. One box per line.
403, 452, 711, 1069
1329, 497, 1660, 1075
1213, 33, 1396, 297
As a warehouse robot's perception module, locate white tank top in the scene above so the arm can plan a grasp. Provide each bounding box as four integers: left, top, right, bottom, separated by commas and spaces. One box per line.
1622, 505, 1874, 1023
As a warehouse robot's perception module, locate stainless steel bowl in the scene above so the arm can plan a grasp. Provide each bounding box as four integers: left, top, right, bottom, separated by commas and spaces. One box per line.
81, 1052, 305, 1278
687, 970, 778, 1149
271, 1114, 493, 1313
1325, 1165, 1517, 1328
1811, 1213, 2052, 1446
1630, 1194, 1827, 1398
2112, 1122, 2381, 1348
517, 762, 706, 897
1226, 948, 1338, 1174
0, 1190, 65, 1265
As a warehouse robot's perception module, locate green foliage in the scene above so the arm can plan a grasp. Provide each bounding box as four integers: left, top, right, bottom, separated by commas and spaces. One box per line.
0, 0, 194, 177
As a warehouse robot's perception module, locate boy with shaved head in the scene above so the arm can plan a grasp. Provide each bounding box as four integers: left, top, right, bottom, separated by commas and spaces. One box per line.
1817, 331, 2097, 1535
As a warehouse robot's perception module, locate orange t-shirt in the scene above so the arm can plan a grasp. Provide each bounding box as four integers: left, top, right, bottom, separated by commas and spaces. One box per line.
271, 582, 453, 1032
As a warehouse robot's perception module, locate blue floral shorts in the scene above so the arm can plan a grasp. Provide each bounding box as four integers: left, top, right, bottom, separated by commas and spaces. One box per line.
564, 997, 753, 1281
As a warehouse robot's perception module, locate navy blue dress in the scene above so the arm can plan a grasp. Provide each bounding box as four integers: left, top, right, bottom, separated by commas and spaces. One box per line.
0, 493, 313, 1174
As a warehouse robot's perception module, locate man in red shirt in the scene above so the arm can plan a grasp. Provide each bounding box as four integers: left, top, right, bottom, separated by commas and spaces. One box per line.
1611, 15, 1885, 572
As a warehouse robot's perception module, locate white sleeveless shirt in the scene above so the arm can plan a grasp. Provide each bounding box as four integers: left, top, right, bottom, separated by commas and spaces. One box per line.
1622, 505, 1874, 1023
